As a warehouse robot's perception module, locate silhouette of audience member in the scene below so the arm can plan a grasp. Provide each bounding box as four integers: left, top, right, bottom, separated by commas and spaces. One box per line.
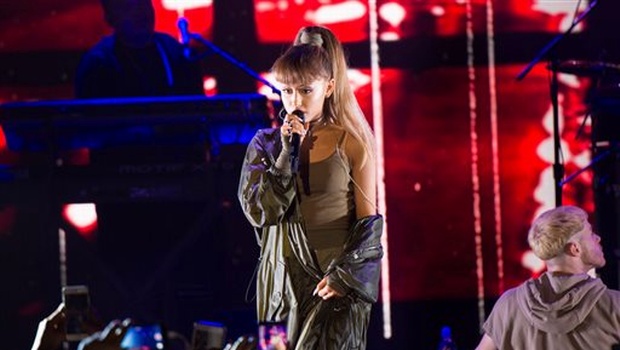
32, 304, 256, 350
77, 319, 131, 350
75, 0, 203, 98
31, 304, 66, 350
31, 303, 106, 350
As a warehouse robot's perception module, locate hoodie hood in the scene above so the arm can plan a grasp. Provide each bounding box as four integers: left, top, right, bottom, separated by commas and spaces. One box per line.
516, 271, 606, 334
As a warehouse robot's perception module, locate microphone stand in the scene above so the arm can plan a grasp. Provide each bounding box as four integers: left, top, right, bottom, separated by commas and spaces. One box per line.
187, 32, 281, 96
516, 0, 599, 207
559, 143, 620, 187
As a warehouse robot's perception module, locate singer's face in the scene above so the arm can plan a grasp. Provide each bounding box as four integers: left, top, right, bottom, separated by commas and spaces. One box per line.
277, 77, 334, 123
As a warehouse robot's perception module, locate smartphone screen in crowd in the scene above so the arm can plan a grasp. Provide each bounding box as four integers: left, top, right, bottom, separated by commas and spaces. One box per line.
62, 285, 90, 341
191, 320, 226, 350
258, 322, 287, 350
120, 323, 167, 350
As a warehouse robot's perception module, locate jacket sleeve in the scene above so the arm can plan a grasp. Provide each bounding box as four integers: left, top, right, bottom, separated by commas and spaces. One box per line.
237, 129, 297, 228
326, 214, 384, 303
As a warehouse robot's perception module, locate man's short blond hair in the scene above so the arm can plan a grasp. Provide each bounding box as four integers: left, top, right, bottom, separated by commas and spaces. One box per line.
528, 205, 588, 260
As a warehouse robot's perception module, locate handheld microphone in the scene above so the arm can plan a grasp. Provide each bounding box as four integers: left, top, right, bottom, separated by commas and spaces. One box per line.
290, 110, 305, 173
177, 17, 190, 46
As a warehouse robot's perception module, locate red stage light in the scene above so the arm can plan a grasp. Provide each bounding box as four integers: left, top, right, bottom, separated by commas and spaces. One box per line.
62, 203, 98, 237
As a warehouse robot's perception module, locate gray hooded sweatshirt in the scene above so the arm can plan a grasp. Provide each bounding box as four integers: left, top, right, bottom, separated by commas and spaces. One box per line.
483, 272, 620, 349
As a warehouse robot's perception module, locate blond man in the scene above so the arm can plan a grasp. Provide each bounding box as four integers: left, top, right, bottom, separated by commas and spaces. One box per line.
476, 205, 620, 350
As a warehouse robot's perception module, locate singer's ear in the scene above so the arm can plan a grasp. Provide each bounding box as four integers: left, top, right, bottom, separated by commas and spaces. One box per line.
325, 78, 335, 98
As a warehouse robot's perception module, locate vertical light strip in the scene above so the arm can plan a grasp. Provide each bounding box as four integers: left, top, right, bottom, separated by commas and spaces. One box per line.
485, 0, 504, 293
59, 228, 67, 288
465, 0, 486, 331
367, 0, 392, 339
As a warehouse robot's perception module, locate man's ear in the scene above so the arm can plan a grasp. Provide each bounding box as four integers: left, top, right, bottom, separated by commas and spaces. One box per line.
565, 241, 581, 257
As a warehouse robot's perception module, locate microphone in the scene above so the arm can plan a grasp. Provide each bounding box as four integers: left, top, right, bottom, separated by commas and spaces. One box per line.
177, 17, 192, 59
290, 110, 305, 173
177, 17, 190, 46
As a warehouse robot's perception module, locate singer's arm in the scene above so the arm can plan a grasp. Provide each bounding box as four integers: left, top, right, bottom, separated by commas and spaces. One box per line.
238, 129, 297, 228
346, 134, 377, 219
277, 110, 307, 174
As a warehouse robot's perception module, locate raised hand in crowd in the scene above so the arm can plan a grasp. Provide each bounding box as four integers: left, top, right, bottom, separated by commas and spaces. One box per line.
77, 319, 132, 350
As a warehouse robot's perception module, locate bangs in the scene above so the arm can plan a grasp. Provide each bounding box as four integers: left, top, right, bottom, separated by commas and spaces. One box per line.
271, 44, 332, 85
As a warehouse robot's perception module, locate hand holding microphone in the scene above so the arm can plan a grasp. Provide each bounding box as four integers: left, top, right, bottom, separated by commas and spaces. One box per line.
289, 110, 305, 160
279, 110, 306, 145
279, 110, 306, 174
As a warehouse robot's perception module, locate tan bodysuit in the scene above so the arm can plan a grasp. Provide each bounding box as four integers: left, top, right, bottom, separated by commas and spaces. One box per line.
297, 131, 354, 272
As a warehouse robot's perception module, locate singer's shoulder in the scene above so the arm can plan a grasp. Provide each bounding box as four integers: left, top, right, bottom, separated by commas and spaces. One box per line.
251, 128, 281, 143
341, 130, 371, 164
